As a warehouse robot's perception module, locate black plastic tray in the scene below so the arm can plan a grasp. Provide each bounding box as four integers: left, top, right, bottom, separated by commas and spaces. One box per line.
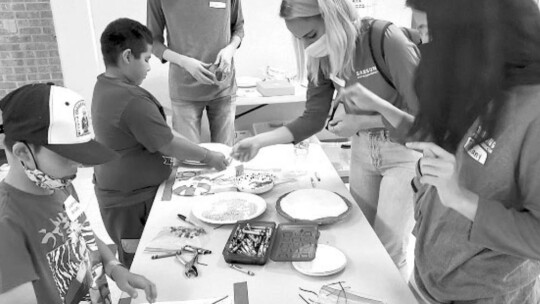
269, 223, 319, 262
222, 220, 319, 265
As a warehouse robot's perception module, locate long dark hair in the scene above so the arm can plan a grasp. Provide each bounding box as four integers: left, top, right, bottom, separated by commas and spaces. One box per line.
408, 0, 540, 152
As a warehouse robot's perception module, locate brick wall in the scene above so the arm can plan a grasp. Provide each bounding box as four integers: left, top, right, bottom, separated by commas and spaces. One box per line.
0, 0, 63, 99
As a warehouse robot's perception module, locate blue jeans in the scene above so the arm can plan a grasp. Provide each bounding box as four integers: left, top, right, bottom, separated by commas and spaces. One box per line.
350, 130, 421, 275
171, 95, 235, 145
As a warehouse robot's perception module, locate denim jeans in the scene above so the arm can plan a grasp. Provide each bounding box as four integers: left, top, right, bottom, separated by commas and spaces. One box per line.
171, 95, 235, 146
350, 129, 421, 275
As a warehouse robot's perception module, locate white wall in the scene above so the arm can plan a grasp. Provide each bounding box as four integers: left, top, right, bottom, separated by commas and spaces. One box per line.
51, 0, 297, 107
51, 0, 412, 140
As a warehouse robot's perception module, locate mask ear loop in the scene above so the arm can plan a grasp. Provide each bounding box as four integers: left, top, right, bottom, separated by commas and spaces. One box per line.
20, 142, 39, 171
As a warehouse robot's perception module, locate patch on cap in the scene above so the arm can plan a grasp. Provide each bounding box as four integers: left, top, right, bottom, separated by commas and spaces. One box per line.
73, 100, 91, 138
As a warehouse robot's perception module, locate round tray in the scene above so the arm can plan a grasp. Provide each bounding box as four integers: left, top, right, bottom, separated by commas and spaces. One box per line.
276, 189, 353, 225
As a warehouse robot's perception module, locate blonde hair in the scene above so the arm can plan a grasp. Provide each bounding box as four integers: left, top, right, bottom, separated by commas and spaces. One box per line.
310, 0, 360, 84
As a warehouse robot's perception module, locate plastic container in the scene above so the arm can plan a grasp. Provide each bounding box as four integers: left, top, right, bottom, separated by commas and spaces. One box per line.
222, 220, 319, 265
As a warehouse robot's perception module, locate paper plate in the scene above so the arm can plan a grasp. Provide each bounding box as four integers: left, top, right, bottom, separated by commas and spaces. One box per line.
182, 143, 232, 166
292, 244, 347, 277
235, 172, 276, 194
276, 189, 352, 225
192, 192, 267, 224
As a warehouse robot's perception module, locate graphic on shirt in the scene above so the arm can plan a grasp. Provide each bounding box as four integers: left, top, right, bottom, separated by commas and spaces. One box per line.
464, 125, 496, 165
355, 66, 379, 79
162, 156, 175, 166
39, 196, 111, 304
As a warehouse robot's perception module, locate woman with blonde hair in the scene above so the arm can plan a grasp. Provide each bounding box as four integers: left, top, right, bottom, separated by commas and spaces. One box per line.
232, 0, 421, 275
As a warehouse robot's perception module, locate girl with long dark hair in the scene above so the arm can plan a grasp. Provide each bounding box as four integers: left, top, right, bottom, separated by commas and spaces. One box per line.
406, 0, 540, 302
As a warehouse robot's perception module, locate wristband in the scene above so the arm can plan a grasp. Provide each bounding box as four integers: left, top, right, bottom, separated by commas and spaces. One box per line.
105, 260, 127, 278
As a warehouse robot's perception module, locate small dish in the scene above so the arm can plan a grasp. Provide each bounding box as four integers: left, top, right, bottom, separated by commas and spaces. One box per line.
292, 244, 347, 277
235, 172, 276, 194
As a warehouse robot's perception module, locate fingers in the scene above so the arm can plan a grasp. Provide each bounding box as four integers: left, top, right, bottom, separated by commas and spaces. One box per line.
127, 276, 157, 303
144, 280, 158, 303
117, 281, 138, 299
195, 67, 216, 85
406, 142, 451, 159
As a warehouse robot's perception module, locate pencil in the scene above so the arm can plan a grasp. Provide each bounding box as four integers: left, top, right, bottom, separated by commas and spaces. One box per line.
151, 251, 181, 260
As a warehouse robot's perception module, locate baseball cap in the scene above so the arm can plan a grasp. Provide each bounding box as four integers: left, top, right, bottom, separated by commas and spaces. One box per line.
0, 83, 118, 165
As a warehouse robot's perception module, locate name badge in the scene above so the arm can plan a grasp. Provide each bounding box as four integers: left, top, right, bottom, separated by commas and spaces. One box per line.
466, 144, 488, 165
209, 1, 226, 9
64, 195, 84, 222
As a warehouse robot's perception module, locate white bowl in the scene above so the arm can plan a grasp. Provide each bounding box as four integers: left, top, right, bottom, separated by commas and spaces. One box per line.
235, 172, 275, 194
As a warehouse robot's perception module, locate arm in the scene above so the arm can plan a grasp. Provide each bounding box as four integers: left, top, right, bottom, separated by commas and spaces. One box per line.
214, 0, 244, 73
382, 24, 422, 131
122, 98, 228, 170
409, 119, 540, 260
158, 135, 208, 162
468, 119, 540, 260
259, 74, 336, 144
286, 75, 336, 143
96, 238, 157, 303
230, 0, 244, 46
147, 0, 168, 63
0, 220, 38, 303
231, 75, 335, 162
147, 0, 214, 84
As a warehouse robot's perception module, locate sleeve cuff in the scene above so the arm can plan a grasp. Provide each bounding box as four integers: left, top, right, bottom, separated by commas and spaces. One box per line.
152, 43, 168, 64
469, 197, 494, 243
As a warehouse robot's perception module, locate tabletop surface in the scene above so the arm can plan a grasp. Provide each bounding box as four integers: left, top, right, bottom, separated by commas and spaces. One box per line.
236, 84, 307, 106
127, 144, 418, 304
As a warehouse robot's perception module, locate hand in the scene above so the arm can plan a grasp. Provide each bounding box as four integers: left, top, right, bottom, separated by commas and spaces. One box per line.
204, 150, 229, 171
339, 83, 385, 113
327, 114, 361, 138
214, 45, 235, 76
180, 57, 215, 85
111, 266, 157, 303
231, 137, 261, 162
406, 142, 479, 220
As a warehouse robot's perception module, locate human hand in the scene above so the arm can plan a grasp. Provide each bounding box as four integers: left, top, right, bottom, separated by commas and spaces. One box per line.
231, 137, 261, 162
327, 114, 361, 138
111, 266, 157, 303
214, 45, 235, 76
204, 150, 230, 171
406, 142, 479, 220
339, 83, 385, 113
180, 57, 215, 85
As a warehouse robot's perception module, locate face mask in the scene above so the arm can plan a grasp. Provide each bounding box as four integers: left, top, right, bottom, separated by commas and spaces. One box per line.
21, 143, 76, 190
305, 34, 328, 58
23, 166, 75, 190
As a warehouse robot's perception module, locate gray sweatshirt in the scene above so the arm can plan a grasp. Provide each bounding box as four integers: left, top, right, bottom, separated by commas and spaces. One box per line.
147, 0, 244, 102
412, 85, 540, 303
285, 20, 420, 143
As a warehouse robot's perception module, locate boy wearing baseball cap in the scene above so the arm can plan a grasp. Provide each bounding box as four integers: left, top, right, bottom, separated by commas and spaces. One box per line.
92, 18, 229, 267
0, 83, 157, 304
